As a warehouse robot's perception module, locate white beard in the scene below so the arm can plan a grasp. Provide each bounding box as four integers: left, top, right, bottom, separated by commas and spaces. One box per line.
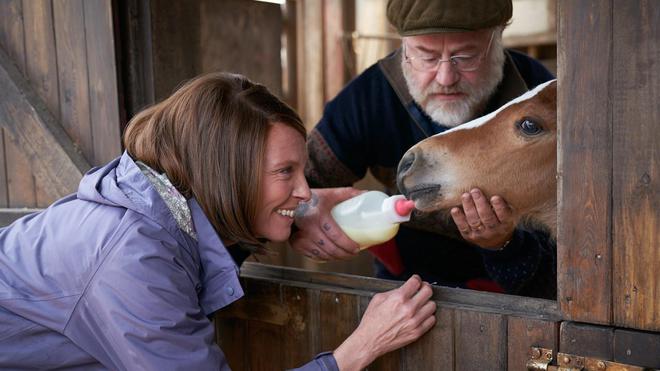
402, 37, 506, 127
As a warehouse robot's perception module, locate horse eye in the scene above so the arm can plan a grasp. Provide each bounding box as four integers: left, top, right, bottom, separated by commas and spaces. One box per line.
518, 119, 542, 136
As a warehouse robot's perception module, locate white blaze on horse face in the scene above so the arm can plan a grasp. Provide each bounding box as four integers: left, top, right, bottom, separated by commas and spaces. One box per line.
431, 79, 557, 137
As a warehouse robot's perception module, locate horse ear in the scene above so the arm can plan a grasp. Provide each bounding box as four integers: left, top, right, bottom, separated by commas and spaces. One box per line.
539, 80, 557, 103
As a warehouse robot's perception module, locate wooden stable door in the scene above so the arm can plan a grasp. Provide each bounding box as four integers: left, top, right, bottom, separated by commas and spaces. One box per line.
215, 263, 561, 371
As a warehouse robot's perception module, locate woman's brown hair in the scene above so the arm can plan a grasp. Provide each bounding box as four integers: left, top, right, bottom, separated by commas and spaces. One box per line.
123, 72, 305, 249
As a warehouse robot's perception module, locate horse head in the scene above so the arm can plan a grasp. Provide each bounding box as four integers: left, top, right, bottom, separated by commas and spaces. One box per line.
397, 80, 557, 237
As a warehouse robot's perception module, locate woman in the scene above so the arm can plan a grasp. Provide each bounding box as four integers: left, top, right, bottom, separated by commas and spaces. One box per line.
0, 73, 436, 370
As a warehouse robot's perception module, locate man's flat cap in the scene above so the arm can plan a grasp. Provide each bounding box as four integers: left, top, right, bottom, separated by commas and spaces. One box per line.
387, 0, 513, 36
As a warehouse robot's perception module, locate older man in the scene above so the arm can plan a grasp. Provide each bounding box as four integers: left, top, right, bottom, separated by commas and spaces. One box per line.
292, 0, 556, 299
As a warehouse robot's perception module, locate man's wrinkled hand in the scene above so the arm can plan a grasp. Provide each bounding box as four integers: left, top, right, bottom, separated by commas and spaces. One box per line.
290, 187, 363, 261
450, 188, 515, 250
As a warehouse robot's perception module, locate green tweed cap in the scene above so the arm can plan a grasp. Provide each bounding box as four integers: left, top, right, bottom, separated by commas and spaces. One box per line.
387, 0, 513, 36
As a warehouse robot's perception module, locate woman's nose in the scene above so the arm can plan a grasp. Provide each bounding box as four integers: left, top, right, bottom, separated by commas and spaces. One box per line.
293, 174, 312, 202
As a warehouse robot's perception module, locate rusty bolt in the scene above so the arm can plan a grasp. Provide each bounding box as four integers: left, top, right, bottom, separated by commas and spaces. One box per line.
531, 348, 541, 359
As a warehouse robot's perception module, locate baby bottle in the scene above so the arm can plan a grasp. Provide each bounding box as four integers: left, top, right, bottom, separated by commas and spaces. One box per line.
331, 191, 415, 250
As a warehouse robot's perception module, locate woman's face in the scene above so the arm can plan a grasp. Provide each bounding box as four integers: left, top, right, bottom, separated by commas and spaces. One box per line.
253, 122, 311, 242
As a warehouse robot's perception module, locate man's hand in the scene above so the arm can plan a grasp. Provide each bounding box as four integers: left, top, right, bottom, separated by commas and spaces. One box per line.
290, 187, 363, 261
450, 188, 515, 250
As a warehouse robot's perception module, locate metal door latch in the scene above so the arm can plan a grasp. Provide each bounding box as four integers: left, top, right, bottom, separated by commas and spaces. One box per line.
526, 347, 649, 371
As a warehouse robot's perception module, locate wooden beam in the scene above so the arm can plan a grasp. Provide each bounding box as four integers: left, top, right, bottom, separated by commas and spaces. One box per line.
0, 47, 91, 199
0, 208, 41, 227
557, 0, 613, 325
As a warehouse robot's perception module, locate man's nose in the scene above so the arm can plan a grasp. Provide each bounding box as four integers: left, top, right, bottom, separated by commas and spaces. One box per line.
434, 60, 459, 86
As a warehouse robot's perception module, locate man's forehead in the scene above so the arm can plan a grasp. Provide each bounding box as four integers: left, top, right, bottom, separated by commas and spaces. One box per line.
403, 30, 491, 50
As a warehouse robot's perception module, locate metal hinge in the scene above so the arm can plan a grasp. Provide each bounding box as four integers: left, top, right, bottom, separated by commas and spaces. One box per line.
527, 347, 650, 371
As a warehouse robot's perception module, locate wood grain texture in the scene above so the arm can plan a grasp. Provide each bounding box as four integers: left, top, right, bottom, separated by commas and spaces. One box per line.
403, 306, 454, 370
323, 0, 352, 101
53, 0, 93, 162
83, 0, 122, 165
557, 0, 613, 325
199, 0, 283, 98
0, 0, 38, 208
0, 46, 91, 200
611, 0, 660, 332
614, 328, 660, 368
22, 0, 60, 206
215, 265, 566, 370
559, 321, 614, 360
240, 263, 560, 320
282, 286, 315, 369
0, 135, 6, 207
148, 0, 200, 102
214, 312, 247, 370
455, 310, 506, 371
296, 0, 324, 132
243, 279, 284, 371
507, 316, 559, 371
319, 291, 358, 353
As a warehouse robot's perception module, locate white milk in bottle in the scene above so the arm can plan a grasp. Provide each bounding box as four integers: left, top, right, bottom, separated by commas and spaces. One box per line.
331, 191, 415, 250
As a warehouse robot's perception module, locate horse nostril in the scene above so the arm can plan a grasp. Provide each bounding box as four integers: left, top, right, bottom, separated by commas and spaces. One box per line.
398, 151, 415, 176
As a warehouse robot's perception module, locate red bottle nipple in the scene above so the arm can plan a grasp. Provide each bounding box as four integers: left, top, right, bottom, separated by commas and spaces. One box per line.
394, 199, 415, 216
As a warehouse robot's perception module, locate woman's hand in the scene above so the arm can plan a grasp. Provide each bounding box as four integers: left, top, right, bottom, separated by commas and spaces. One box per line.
290, 187, 363, 261
333, 275, 437, 370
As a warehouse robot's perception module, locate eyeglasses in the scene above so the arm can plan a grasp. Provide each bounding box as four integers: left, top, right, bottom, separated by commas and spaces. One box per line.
403, 30, 495, 73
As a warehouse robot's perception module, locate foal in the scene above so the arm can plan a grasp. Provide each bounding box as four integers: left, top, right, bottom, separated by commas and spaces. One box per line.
397, 80, 557, 237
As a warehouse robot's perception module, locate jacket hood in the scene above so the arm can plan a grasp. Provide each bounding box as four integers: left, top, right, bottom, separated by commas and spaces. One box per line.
77, 151, 182, 238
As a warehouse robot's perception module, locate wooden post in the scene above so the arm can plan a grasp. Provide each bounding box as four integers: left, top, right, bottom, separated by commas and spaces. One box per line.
557, 0, 613, 325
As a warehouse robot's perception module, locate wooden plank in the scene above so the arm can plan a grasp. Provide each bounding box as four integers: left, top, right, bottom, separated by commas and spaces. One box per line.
284, 0, 297, 108
507, 316, 559, 371
53, 0, 93, 162
23, 0, 59, 119
0, 135, 7, 207
0, 46, 91, 199
148, 0, 200, 102
215, 312, 247, 371
614, 328, 660, 368
114, 0, 155, 120
455, 310, 506, 371
323, 0, 351, 101
403, 306, 454, 370
296, 0, 324, 132
557, 0, 613, 325
83, 0, 122, 165
0, 208, 40, 227
281, 286, 315, 369
4, 141, 37, 208
611, 0, 660, 332
455, 311, 507, 370
199, 0, 283, 98
559, 321, 614, 360
0, 0, 38, 209
240, 263, 561, 320
358, 295, 402, 370
244, 280, 284, 371
319, 291, 358, 353
22, 0, 59, 206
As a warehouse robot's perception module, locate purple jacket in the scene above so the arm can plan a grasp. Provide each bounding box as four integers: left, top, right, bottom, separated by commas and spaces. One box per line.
0, 152, 338, 371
